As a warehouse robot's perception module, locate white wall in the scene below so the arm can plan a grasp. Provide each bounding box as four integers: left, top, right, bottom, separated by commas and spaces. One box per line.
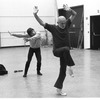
0, 0, 55, 31
0, 0, 55, 16
0, 0, 100, 48
0, 0, 55, 47
57, 0, 100, 49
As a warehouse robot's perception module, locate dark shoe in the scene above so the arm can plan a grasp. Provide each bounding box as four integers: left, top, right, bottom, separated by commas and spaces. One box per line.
37, 72, 42, 75
23, 74, 27, 77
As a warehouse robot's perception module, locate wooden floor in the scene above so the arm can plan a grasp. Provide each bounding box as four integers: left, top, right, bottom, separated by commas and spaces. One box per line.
0, 46, 100, 98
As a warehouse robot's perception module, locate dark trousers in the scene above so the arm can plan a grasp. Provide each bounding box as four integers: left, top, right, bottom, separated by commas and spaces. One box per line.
24, 47, 41, 75
53, 46, 75, 89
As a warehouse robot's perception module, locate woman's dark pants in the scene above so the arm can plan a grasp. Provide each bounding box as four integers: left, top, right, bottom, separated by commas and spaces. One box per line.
24, 47, 41, 75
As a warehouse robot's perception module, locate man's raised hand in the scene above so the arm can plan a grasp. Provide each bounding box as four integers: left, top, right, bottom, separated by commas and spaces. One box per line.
33, 6, 39, 14
63, 4, 70, 11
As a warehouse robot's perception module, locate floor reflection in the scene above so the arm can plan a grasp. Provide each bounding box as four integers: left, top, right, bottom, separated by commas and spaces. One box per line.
0, 47, 100, 97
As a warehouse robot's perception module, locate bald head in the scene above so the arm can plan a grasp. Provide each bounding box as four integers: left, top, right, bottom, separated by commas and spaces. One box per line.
57, 16, 67, 23
57, 16, 67, 29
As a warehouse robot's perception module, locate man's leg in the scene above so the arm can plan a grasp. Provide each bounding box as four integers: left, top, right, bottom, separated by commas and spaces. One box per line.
53, 47, 75, 66
53, 47, 75, 95
53, 48, 68, 95
54, 57, 67, 95
54, 57, 66, 89
62, 47, 75, 77
23, 48, 34, 77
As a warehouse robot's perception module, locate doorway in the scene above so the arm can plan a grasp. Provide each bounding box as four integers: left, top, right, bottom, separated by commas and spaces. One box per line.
58, 5, 84, 48
90, 15, 100, 49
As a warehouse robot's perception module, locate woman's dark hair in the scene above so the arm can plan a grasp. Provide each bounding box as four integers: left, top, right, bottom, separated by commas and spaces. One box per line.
27, 28, 34, 36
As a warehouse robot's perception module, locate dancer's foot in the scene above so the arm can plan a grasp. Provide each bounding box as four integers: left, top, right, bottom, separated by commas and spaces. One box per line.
23, 74, 27, 77
37, 72, 42, 75
56, 89, 67, 96
68, 67, 74, 77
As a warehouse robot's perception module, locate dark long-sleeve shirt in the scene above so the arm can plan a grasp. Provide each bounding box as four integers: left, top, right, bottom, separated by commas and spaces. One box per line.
44, 19, 71, 50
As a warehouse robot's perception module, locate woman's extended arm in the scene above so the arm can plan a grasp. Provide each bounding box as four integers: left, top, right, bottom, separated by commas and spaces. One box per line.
8, 31, 29, 38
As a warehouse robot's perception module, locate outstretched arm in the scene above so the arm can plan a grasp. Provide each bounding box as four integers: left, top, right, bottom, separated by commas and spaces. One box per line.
63, 4, 77, 22
8, 31, 29, 38
33, 6, 45, 27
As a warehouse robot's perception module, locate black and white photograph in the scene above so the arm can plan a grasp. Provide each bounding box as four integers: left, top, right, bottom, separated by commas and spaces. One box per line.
0, 0, 100, 98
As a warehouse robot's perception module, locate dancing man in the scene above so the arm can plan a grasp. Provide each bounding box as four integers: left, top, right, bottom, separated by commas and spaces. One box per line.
33, 4, 77, 95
